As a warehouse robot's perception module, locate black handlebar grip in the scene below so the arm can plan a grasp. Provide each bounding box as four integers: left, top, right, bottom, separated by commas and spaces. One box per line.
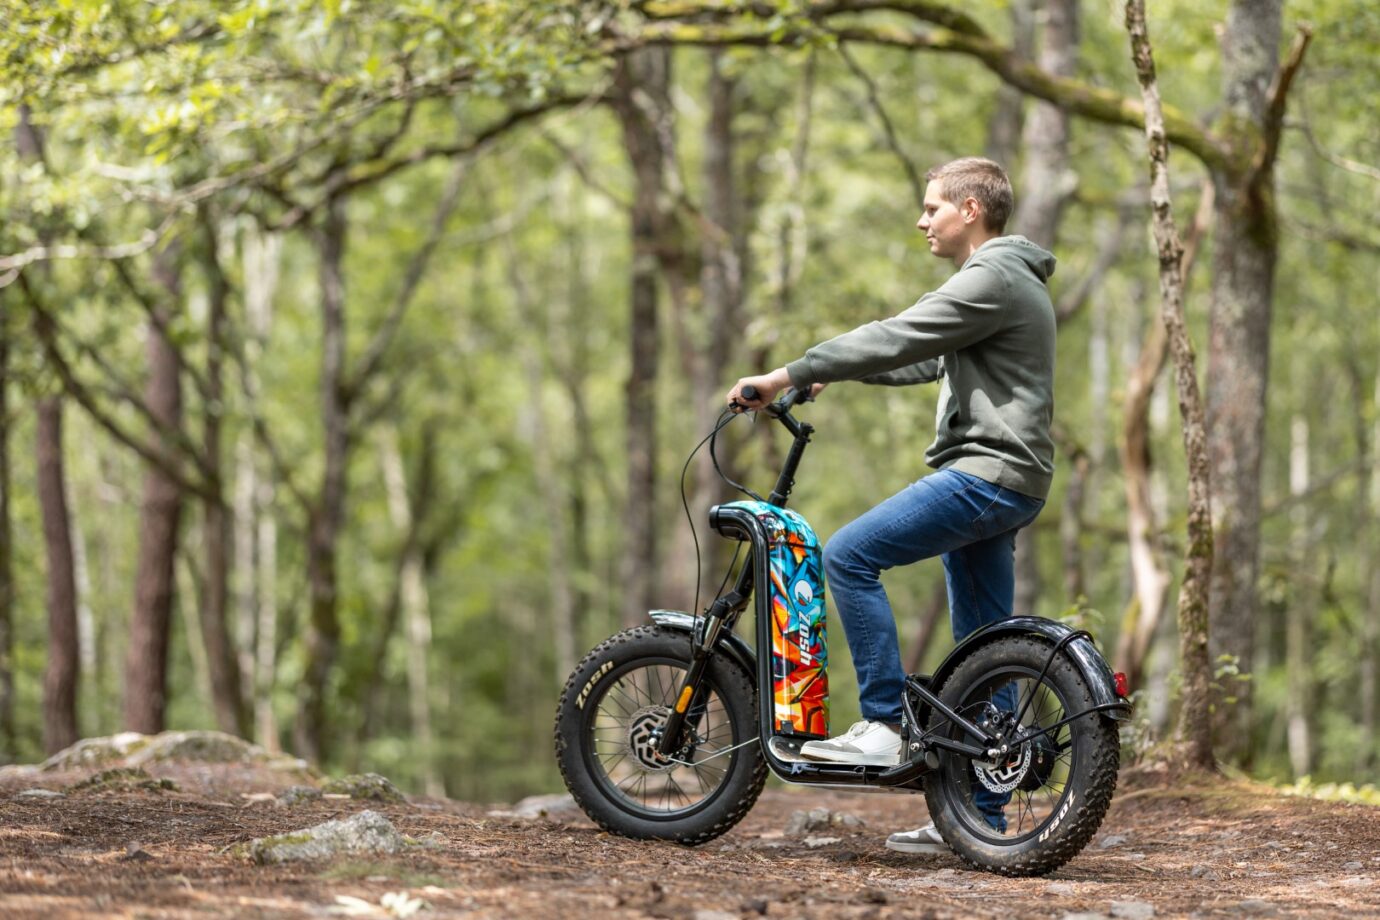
741, 384, 760, 402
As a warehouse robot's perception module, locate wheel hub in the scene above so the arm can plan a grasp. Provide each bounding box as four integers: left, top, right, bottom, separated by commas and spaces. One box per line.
628, 706, 677, 772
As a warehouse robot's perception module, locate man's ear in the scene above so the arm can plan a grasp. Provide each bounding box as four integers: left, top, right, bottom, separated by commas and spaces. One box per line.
961, 197, 982, 225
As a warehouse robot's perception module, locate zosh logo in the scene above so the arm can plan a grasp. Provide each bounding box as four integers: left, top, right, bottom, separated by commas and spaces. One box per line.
793, 581, 815, 665
577, 660, 615, 709
1037, 791, 1075, 842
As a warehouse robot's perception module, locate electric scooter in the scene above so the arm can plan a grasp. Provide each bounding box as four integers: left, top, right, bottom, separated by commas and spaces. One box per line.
555, 386, 1131, 875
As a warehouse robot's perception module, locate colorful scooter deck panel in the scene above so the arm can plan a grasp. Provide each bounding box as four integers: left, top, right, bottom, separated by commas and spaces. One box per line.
725, 500, 829, 739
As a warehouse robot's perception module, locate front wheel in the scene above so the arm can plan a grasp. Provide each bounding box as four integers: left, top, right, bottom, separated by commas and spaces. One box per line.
555, 625, 767, 844
922, 635, 1120, 876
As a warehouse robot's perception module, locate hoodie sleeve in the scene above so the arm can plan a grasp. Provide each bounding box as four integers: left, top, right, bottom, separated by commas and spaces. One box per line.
859, 358, 944, 386
785, 264, 1009, 389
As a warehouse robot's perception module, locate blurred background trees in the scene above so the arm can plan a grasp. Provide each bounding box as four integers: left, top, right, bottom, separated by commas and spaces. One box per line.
1, 0, 1377, 799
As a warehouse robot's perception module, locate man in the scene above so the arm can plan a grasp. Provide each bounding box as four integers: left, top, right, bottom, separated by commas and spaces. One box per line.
726, 157, 1056, 852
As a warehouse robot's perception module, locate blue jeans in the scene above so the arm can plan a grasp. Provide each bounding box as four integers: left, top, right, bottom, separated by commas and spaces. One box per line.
822, 468, 1044, 829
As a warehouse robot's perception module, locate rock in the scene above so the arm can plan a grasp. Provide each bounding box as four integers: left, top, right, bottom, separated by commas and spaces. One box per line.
1188, 865, 1220, 881
741, 897, 769, 915
1340, 876, 1369, 887
321, 773, 405, 803
278, 785, 324, 806
785, 807, 866, 836
1237, 900, 1277, 915
413, 831, 447, 850
41, 732, 151, 770
240, 810, 407, 865
120, 842, 153, 863
1110, 901, 1155, 919
1342, 860, 1364, 871
1098, 834, 1128, 849
1060, 913, 1108, 920
126, 731, 259, 766
693, 911, 738, 920
1047, 882, 1077, 895
16, 788, 65, 800
68, 767, 177, 793
509, 793, 579, 818
803, 835, 841, 848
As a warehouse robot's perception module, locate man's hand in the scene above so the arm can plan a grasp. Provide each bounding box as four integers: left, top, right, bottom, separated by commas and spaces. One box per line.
726, 367, 794, 412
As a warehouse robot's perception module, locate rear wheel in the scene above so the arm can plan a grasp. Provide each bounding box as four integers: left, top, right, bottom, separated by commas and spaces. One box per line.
922, 636, 1120, 876
555, 626, 766, 844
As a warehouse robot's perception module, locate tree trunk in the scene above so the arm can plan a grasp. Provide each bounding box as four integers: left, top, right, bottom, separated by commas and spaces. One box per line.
296, 196, 349, 763
0, 328, 13, 755
123, 252, 185, 734
378, 425, 442, 797
1124, 0, 1216, 771
1205, 0, 1283, 766
36, 397, 79, 754
983, 0, 1034, 168
238, 226, 281, 751
1285, 413, 1311, 777
668, 48, 744, 609
1116, 184, 1215, 691
1361, 368, 1380, 771
201, 224, 248, 737
611, 49, 670, 628
1009, 0, 1080, 615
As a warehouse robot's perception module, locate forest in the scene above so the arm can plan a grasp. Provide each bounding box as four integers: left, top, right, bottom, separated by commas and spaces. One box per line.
1, 0, 1377, 809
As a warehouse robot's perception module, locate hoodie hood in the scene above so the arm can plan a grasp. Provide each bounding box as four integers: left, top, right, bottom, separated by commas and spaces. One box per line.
967, 234, 1057, 282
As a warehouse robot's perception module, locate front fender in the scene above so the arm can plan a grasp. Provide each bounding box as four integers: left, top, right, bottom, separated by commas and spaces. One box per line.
927, 616, 1131, 722
648, 609, 758, 683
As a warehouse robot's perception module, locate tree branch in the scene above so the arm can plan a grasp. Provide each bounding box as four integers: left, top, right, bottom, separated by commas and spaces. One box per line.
344, 154, 469, 403
624, 7, 1229, 171
1250, 25, 1314, 188
21, 276, 215, 503
837, 42, 926, 212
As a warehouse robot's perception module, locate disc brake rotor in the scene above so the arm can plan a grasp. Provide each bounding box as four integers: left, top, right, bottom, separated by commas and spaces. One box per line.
973, 742, 1033, 794
628, 705, 677, 772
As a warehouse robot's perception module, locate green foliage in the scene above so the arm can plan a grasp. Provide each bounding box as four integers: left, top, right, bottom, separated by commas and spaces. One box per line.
2, 0, 1378, 798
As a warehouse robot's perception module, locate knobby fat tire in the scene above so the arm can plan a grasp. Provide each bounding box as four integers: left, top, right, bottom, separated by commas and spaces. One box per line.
923, 635, 1121, 877
555, 625, 768, 845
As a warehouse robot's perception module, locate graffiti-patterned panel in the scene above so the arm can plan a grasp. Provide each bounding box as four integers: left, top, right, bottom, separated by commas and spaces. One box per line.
725, 501, 829, 738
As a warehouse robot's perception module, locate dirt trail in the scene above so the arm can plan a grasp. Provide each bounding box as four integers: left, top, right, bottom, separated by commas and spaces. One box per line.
2, 762, 1379, 918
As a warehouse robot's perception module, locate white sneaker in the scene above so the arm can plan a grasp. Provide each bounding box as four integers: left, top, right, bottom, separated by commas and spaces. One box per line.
798, 720, 901, 766
885, 822, 947, 854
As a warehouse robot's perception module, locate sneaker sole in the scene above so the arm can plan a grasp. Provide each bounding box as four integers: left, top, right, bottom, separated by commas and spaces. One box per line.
798, 749, 900, 766
884, 839, 948, 854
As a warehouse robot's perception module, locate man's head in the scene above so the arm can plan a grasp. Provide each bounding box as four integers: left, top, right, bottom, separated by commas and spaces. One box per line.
917, 157, 1013, 265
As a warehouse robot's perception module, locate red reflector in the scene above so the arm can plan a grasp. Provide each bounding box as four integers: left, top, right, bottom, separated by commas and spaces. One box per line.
1114, 672, 1129, 698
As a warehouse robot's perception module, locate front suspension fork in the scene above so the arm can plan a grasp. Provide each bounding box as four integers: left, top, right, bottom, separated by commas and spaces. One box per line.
656, 581, 749, 759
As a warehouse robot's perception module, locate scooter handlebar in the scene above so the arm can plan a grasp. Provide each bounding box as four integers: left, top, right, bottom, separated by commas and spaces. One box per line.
734, 385, 812, 416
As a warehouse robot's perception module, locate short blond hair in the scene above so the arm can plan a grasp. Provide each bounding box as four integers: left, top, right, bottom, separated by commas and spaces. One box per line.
925, 157, 1013, 232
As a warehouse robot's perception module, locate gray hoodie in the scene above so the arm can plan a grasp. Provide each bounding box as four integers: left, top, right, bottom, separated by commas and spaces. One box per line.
785, 235, 1057, 499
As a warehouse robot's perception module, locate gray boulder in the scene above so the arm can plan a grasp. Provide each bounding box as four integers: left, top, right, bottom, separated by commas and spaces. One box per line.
242, 810, 408, 865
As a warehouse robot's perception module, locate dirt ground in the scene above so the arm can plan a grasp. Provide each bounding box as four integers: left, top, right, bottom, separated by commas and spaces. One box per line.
3, 760, 1380, 919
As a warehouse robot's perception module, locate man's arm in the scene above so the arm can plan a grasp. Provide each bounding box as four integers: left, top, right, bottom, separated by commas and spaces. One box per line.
859, 358, 944, 386
785, 264, 1008, 389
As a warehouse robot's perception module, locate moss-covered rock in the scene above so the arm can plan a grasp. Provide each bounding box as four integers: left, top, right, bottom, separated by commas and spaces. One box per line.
278, 785, 324, 805
321, 773, 405, 803
68, 767, 178, 793
125, 731, 261, 765
242, 810, 408, 865
41, 733, 151, 771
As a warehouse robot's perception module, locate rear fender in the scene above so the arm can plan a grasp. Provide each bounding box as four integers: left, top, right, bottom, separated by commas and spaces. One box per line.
924, 616, 1130, 723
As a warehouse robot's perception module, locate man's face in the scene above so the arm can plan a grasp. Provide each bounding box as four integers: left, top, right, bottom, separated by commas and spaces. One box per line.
917, 180, 976, 262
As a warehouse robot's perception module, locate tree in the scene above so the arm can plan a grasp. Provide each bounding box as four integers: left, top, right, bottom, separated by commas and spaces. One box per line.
1123, 0, 1218, 770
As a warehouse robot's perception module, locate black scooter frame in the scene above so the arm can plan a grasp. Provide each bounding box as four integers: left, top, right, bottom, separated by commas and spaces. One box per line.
653, 389, 1130, 793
